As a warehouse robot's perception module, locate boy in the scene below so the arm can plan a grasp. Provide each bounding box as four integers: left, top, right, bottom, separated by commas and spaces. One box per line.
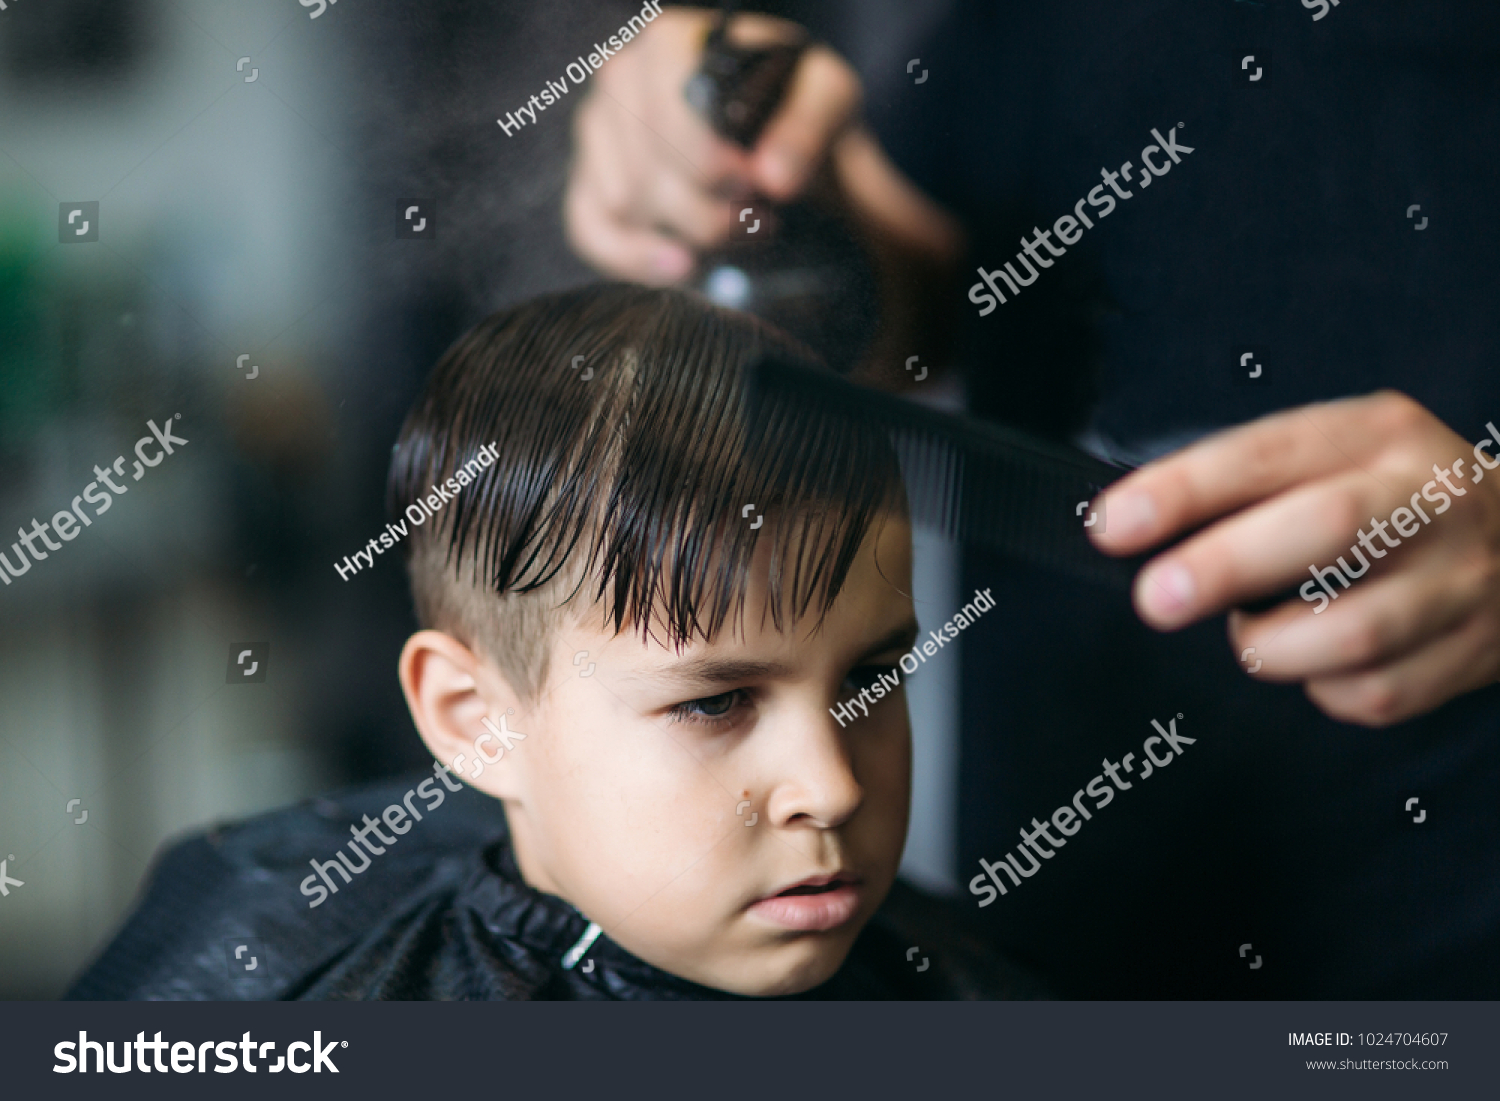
68, 284, 1041, 1000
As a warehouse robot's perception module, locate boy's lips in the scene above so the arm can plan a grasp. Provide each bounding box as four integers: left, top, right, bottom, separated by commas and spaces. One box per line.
748, 872, 864, 932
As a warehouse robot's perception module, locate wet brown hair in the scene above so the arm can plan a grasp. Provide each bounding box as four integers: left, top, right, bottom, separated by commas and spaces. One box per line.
388, 283, 905, 699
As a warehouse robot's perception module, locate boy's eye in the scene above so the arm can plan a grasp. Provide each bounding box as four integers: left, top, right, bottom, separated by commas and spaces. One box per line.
841, 665, 890, 695
669, 688, 748, 725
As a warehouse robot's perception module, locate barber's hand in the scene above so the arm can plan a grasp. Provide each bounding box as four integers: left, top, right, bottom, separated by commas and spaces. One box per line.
1091, 392, 1500, 727
565, 7, 861, 283
564, 6, 962, 301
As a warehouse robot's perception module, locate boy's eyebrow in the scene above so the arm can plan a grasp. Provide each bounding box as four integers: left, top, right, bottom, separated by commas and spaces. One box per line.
638, 618, 921, 690
857, 619, 920, 663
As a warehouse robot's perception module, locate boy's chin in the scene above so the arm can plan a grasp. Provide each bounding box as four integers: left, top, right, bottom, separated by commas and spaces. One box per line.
704, 927, 865, 999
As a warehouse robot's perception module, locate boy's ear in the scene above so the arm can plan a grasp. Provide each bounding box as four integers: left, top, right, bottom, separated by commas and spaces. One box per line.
398, 629, 525, 800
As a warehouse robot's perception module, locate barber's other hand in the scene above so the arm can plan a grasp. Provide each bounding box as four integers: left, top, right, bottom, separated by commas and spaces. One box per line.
1090, 392, 1500, 727
564, 7, 860, 284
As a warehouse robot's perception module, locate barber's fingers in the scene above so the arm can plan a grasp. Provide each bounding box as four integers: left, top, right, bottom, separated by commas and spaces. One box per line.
751, 44, 863, 200
642, 161, 742, 248
590, 46, 755, 200
1094, 391, 1433, 557
567, 139, 739, 278
1227, 541, 1484, 680
564, 9, 752, 280
1130, 468, 1401, 629
564, 8, 863, 276
834, 125, 965, 262
564, 7, 860, 276
564, 170, 693, 284
1303, 608, 1500, 727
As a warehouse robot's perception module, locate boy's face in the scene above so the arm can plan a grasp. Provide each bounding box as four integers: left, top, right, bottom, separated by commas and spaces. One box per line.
501, 513, 914, 996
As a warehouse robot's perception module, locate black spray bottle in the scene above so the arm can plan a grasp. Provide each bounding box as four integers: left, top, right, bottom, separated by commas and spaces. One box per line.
683, 2, 879, 374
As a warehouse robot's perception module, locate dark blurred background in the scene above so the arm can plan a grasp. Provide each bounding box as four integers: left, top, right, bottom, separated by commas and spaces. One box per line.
0, 0, 962, 997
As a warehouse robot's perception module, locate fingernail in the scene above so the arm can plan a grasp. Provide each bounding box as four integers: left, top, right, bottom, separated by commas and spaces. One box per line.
1141, 562, 1195, 623
1110, 491, 1157, 540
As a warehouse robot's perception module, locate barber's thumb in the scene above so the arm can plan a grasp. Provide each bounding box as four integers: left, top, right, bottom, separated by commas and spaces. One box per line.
752, 45, 862, 200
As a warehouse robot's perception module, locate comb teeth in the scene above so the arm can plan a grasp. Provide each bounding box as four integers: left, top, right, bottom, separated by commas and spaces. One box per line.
748, 357, 1144, 591
891, 427, 958, 535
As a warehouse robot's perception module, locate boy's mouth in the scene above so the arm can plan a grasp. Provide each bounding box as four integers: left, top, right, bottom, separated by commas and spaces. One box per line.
750, 873, 864, 931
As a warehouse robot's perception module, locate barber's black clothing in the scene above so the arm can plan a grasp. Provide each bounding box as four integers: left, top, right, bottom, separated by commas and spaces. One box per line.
830, 0, 1500, 996
65, 775, 1046, 1001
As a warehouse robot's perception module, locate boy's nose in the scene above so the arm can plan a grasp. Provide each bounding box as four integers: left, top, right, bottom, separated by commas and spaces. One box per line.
763, 720, 864, 830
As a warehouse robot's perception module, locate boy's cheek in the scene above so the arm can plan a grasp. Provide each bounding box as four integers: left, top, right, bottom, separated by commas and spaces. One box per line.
857, 716, 912, 799
548, 788, 750, 944
535, 726, 746, 878
537, 676, 664, 778
851, 720, 912, 867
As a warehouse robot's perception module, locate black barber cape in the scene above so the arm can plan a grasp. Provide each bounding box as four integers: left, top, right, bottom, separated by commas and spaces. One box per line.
66, 775, 1046, 1001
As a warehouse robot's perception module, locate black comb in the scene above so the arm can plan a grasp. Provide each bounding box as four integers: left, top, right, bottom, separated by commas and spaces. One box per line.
749, 357, 1309, 612
748, 356, 1148, 592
